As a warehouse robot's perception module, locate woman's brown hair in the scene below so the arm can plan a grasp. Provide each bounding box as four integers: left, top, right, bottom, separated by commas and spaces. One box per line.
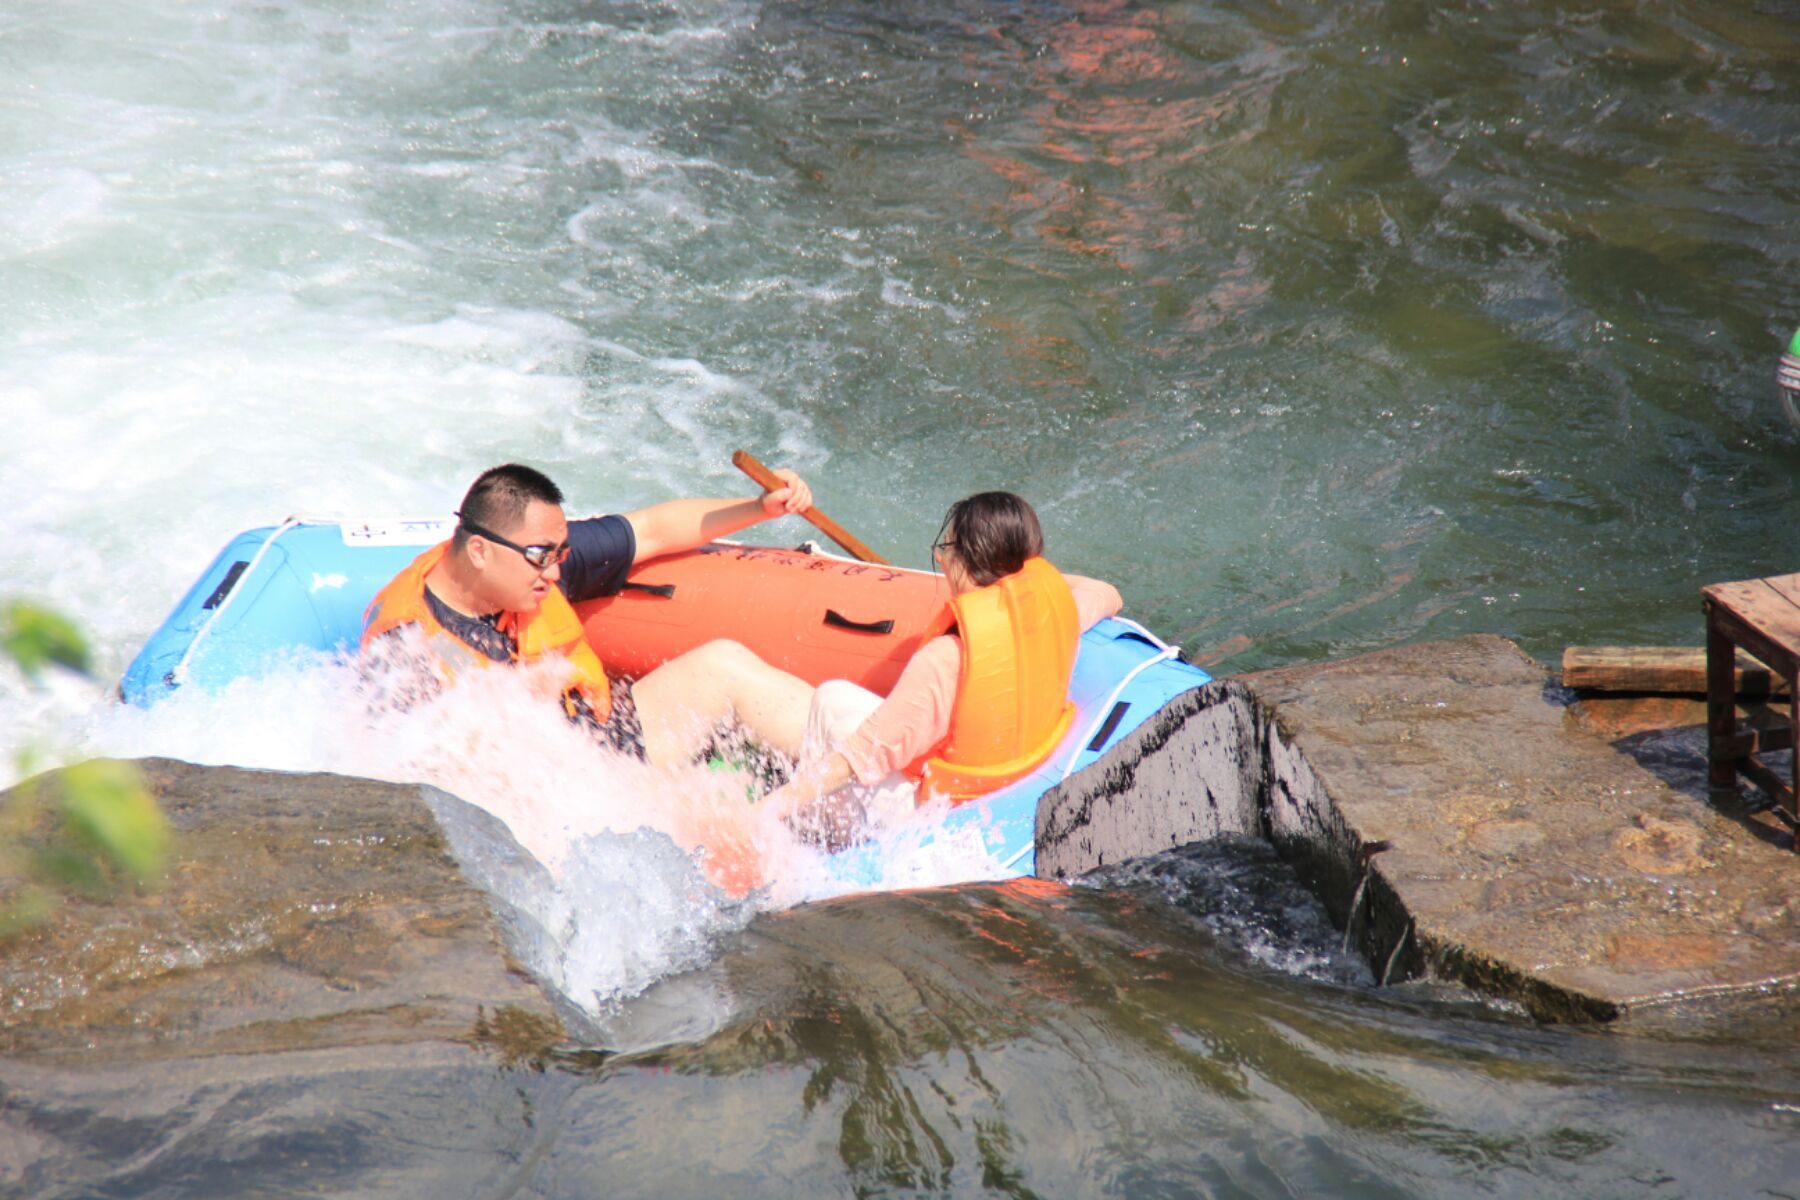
938, 492, 1045, 586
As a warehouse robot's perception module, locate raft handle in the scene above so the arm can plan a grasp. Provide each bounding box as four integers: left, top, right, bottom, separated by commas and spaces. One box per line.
1086, 701, 1130, 751
203, 561, 251, 611
623, 582, 677, 599
823, 609, 895, 636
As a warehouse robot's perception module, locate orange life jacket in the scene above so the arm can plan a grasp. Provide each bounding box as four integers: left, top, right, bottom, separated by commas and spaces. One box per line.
360, 541, 612, 722
912, 557, 1079, 803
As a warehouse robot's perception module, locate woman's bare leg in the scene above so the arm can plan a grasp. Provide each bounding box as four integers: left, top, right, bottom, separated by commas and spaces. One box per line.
632, 639, 814, 767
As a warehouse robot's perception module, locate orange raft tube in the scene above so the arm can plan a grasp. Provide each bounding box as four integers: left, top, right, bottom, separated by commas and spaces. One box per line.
574, 542, 952, 695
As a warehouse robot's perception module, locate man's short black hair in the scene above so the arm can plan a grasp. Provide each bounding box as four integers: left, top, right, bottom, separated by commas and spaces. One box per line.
453, 464, 564, 550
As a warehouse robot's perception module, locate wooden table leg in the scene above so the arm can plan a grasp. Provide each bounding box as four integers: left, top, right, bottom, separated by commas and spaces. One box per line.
1790, 668, 1800, 848
1707, 619, 1739, 789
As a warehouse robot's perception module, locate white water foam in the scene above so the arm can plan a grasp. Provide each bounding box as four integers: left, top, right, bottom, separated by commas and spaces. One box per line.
0, 0, 803, 748
0, 0, 981, 1017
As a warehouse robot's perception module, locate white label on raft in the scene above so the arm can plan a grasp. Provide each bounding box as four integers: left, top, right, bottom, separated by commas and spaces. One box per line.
311, 572, 349, 592
338, 519, 453, 547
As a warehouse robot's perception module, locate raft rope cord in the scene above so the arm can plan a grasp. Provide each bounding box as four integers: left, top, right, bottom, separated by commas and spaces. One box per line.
998, 836, 1035, 873
1059, 617, 1181, 783
168, 515, 312, 687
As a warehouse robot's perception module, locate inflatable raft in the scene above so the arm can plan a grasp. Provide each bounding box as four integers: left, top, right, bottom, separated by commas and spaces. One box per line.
121, 518, 1212, 884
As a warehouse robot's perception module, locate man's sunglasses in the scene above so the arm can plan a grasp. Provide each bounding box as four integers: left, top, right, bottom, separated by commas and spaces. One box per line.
459, 516, 571, 570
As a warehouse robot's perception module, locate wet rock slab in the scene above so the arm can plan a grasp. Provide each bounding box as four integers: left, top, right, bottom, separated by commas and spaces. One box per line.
1039, 636, 1800, 1022
0, 759, 562, 1065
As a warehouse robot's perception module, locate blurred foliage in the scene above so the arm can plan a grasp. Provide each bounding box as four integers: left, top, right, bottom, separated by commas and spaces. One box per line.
1, 601, 169, 940
2, 600, 93, 680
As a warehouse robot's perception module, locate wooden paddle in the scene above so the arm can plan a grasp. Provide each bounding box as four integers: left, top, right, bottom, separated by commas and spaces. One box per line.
732, 449, 889, 565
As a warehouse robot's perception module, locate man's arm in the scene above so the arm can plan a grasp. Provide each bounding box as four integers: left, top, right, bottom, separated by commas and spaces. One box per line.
621, 468, 814, 563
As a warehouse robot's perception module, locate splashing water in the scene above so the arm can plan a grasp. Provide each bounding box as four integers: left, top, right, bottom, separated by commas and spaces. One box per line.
1084, 836, 1374, 986
76, 641, 1012, 1014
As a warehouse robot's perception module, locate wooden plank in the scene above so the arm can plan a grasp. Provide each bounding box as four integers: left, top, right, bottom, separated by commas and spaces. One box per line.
1562, 645, 1791, 696
1762, 724, 1799, 754
1709, 605, 1800, 683
1717, 725, 1797, 759
1704, 579, 1800, 652
1702, 574, 1800, 607
1757, 572, 1800, 613
1738, 757, 1795, 813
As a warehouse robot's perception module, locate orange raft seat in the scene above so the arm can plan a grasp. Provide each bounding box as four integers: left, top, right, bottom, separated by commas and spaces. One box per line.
575, 543, 953, 696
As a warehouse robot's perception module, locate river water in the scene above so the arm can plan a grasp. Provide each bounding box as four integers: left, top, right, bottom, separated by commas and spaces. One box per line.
4, 0, 1799, 1194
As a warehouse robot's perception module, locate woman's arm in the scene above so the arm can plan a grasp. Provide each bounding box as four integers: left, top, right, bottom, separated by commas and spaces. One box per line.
1063, 574, 1123, 630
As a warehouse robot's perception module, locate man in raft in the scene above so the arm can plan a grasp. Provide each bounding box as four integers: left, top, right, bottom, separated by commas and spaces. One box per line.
361, 462, 817, 766
766, 491, 1122, 847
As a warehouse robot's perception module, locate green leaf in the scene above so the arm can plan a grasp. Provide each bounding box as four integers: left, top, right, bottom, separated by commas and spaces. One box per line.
56, 761, 169, 885
2, 601, 92, 680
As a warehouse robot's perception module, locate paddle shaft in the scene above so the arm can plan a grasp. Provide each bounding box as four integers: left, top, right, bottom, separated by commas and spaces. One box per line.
732, 450, 890, 565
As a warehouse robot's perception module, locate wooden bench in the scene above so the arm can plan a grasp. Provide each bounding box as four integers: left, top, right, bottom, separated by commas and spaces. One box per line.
1563, 645, 1790, 697
1704, 573, 1800, 846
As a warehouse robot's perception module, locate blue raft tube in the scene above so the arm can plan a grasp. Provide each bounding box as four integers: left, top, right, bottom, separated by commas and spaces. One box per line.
121, 518, 1213, 884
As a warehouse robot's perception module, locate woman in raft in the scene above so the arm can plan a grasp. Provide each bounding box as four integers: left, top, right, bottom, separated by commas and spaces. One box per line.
766, 491, 1121, 848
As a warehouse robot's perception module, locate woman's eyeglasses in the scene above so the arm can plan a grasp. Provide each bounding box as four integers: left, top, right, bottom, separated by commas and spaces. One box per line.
460, 517, 571, 570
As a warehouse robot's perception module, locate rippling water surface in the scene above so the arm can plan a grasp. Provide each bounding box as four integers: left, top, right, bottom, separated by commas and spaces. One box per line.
4, 0, 1799, 1194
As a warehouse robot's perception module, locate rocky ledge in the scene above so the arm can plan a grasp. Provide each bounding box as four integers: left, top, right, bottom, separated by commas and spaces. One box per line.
7, 635, 1795, 1044
0, 760, 563, 1066
1036, 634, 1800, 1023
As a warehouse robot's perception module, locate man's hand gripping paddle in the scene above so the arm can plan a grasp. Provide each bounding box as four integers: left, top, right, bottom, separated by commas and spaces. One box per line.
732, 450, 889, 565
